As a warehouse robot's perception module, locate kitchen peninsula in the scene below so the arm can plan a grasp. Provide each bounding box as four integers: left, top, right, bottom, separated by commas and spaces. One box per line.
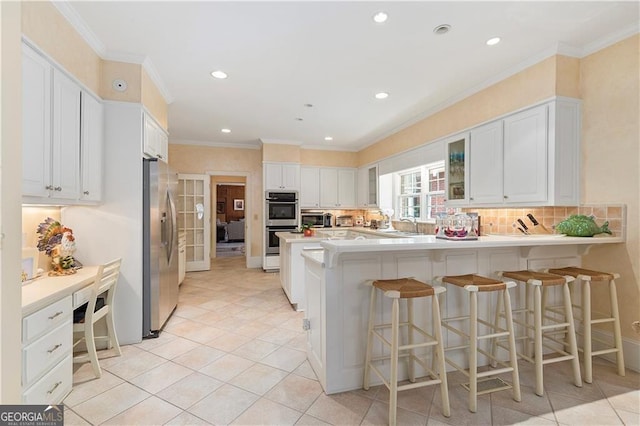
300, 233, 623, 394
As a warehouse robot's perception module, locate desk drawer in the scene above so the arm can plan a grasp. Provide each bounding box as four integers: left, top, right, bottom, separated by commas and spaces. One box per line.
23, 320, 72, 386
22, 354, 72, 405
23, 296, 72, 343
73, 285, 93, 308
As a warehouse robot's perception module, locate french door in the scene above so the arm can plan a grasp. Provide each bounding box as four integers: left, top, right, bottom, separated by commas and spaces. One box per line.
177, 174, 210, 271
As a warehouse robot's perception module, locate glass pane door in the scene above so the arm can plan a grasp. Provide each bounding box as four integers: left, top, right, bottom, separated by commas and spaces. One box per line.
178, 174, 210, 271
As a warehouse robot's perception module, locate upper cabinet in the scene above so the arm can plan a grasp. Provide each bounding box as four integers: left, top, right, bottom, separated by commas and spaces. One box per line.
264, 163, 300, 191
79, 93, 104, 202
319, 168, 356, 208
446, 98, 581, 207
444, 133, 469, 206
300, 166, 321, 208
22, 42, 104, 204
357, 164, 378, 208
143, 113, 169, 162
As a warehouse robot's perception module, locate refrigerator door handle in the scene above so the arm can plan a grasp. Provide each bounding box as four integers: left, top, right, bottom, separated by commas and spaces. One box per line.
166, 189, 177, 264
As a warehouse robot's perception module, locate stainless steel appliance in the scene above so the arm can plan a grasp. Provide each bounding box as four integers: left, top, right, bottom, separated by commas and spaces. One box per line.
265, 225, 298, 255
265, 191, 298, 226
301, 212, 325, 228
143, 159, 179, 338
323, 213, 333, 227
336, 215, 354, 227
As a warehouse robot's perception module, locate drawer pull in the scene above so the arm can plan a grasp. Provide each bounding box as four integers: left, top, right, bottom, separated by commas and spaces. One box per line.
47, 343, 62, 354
46, 381, 62, 395
48, 311, 64, 320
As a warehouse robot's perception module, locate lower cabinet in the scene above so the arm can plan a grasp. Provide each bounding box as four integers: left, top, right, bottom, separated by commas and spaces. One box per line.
22, 296, 73, 404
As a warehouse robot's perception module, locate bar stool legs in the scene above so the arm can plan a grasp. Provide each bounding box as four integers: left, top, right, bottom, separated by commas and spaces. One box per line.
498, 271, 582, 396
548, 267, 625, 383
436, 274, 521, 413
363, 278, 450, 425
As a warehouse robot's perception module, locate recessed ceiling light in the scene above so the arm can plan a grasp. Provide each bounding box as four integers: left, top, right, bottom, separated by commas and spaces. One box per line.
486, 37, 501, 46
211, 70, 228, 79
433, 24, 451, 35
324, 136, 333, 141
221, 128, 231, 133
375, 92, 389, 100
373, 12, 388, 23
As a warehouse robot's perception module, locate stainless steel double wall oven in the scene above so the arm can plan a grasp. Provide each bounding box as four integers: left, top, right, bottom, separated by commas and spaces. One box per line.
265, 191, 298, 255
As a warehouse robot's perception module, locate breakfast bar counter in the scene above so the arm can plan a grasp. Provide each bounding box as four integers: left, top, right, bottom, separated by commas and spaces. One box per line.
301, 234, 623, 394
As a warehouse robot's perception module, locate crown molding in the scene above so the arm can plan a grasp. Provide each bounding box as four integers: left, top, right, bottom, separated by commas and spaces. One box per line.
171, 139, 261, 150
259, 138, 303, 146
51, 1, 106, 57
301, 144, 358, 152
582, 21, 640, 57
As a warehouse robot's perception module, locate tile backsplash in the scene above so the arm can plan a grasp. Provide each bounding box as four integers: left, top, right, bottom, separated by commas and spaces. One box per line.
464, 204, 626, 238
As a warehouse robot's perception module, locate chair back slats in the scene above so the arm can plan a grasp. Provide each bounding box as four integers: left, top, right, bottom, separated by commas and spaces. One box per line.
84, 258, 122, 324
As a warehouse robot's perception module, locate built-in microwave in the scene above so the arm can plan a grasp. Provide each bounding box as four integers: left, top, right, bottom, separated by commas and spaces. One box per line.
301, 213, 332, 228
301, 213, 324, 228
265, 191, 298, 226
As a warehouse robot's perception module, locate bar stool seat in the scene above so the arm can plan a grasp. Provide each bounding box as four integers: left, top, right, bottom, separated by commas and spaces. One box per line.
496, 270, 582, 396
435, 274, 521, 413
363, 278, 450, 425
548, 267, 625, 383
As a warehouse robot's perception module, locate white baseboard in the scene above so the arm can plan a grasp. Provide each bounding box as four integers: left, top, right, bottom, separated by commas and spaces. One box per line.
592, 328, 640, 373
247, 256, 262, 269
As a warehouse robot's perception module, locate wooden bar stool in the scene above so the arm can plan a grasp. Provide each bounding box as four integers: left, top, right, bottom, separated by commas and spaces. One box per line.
496, 270, 582, 396
548, 267, 625, 383
363, 278, 450, 425
434, 274, 521, 413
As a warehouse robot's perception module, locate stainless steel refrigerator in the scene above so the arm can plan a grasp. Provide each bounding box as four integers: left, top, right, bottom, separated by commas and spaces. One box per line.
143, 158, 179, 338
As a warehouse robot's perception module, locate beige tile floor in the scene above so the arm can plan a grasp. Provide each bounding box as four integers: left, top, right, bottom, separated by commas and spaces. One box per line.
64, 257, 640, 425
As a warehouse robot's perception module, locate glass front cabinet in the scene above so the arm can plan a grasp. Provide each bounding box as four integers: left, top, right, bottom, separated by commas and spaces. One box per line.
444, 132, 469, 206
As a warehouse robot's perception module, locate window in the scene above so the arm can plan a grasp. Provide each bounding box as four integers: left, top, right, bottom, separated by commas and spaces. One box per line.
396, 162, 446, 221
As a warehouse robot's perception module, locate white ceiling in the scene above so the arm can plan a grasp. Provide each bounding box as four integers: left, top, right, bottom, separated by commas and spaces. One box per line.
62, 1, 639, 151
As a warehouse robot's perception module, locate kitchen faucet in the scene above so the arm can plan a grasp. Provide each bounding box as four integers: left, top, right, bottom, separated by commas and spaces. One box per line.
400, 217, 419, 234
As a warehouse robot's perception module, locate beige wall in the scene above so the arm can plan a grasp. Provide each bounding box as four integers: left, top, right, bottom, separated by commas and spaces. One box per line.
300, 149, 358, 168
358, 56, 559, 166
262, 143, 301, 163
22, 1, 102, 94
169, 144, 263, 257
579, 35, 639, 340
142, 68, 168, 129
100, 60, 142, 103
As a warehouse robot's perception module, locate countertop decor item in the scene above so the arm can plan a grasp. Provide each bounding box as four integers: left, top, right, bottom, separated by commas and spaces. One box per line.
36, 217, 79, 275
555, 215, 611, 237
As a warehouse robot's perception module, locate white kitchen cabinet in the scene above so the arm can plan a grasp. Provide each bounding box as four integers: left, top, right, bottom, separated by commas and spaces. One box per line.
468, 121, 503, 204
143, 113, 169, 162
79, 92, 104, 202
319, 168, 356, 208
264, 163, 300, 190
502, 104, 548, 204
357, 164, 379, 208
466, 99, 580, 207
444, 133, 469, 205
22, 296, 73, 404
22, 43, 52, 198
22, 42, 103, 204
300, 166, 321, 208
23, 42, 82, 201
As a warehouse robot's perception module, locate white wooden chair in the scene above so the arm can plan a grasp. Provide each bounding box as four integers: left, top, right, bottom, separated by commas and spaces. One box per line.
73, 258, 123, 378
